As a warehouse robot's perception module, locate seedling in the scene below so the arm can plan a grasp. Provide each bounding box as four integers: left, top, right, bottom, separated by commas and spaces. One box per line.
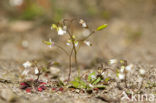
70, 70, 106, 90
20, 61, 48, 92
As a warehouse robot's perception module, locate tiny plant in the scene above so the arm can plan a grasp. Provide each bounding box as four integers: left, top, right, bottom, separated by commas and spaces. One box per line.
43, 18, 108, 81
70, 66, 106, 91
21, 61, 47, 92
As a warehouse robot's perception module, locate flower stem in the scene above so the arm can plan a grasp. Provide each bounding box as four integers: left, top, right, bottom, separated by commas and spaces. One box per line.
68, 48, 73, 81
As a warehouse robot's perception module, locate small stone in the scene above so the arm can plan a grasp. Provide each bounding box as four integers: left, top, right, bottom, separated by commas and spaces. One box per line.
0, 89, 17, 102
50, 67, 60, 75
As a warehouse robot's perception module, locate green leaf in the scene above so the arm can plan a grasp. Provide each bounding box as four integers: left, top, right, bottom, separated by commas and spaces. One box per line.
70, 77, 87, 89
105, 77, 110, 82
88, 72, 96, 82
92, 77, 101, 85
96, 24, 108, 31
51, 24, 58, 30
58, 79, 64, 86
42, 40, 52, 45
70, 81, 79, 88
42, 67, 48, 72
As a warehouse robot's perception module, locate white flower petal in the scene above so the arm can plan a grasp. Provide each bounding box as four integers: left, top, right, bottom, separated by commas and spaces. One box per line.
101, 72, 105, 76
82, 23, 87, 28
125, 64, 133, 71
23, 61, 32, 68
120, 66, 125, 73
75, 42, 79, 47
79, 19, 87, 28
139, 69, 145, 75
89, 84, 94, 88
35, 67, 39, 75
109, 59, 118, 64
58, 27, 66, 35
48, 38, 54, 48
66, 42, 70, 46
118, 73, 125, 80
84, 41, 91, 46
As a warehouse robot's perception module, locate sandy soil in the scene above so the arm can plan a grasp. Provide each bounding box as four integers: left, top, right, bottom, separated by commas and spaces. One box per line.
0, 0, 156, 103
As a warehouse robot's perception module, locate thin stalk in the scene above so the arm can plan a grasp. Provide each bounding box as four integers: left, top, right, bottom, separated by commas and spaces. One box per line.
63, 19, 79, 80
55, 44, 69, 56
67, 30, 79, 76
72, 42, 79, 77
124, 71, 128, 88
68, 48, 73, 81
35, 67, 40, 82
79, 30, 95, 41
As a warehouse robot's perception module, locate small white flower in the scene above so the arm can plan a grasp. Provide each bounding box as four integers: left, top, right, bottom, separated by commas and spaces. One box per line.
91, 75, 96, 79
74, 41, 79, 47
101, 72, 105, 76
125, 64, 133, 71
84, 41, 92, 46
58, 27, 66, 35
82, 23, 87, 28
120, 66, 125, 73
118, 73, 125, 80
48, 38, 54, 48
139, 69, 146, 75
89, 84, 94, 88
34, 67, 39, 75
23, 61, 32, 68
66, 42, 70, 46
79, 19, 87, 28
66, 40, 78, 47
109, 59, 118, 64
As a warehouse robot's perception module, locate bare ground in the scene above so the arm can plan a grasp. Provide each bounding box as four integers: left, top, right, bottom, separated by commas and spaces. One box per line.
0, 1, 156, 103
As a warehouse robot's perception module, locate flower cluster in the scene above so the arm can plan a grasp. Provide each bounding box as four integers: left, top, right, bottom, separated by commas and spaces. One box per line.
51, 24, 67, 35
22, 61, 40, 76
108, 59, 134, 81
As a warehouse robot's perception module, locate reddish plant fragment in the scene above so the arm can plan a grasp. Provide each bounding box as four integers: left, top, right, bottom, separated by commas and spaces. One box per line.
38, 86, 47, 92
26, 88, 32, 93
38, 87, 43, 92
52, 88, 56, 91
93, 88, 99, 91
20, 80, 47, 92
20, 82, 30, 89
58, 87, 64, 91
40, 82, 47, 85
20, 82, 26, 86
